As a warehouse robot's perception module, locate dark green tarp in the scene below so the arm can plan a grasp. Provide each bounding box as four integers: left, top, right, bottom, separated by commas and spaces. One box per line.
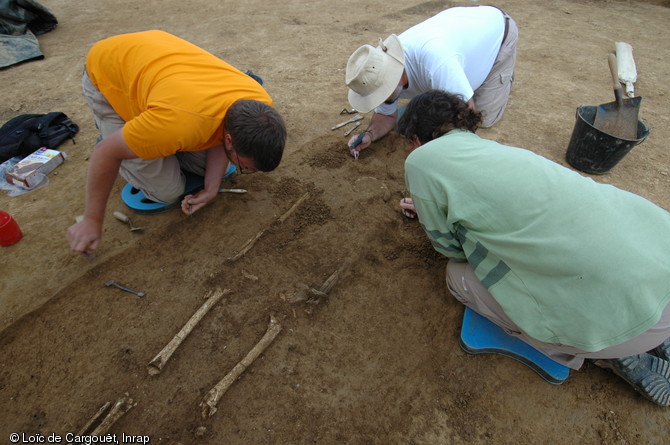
0, 0, 57, 69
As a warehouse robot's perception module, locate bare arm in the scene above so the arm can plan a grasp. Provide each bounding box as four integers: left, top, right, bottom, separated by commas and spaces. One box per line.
67, 129, 138, 253
180, 144, 229, 215
346, 111, 398, 158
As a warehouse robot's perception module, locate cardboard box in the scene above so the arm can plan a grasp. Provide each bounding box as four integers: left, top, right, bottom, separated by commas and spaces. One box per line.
5, 147, 65, 189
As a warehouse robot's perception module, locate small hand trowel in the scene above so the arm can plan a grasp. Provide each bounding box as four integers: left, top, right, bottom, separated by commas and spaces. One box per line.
592, 53, 641, 140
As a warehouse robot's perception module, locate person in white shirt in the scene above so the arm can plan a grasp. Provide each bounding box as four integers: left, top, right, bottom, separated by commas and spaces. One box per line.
344, 5, 518, 158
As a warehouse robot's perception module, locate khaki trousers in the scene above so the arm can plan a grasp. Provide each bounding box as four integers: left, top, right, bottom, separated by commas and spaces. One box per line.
473, 14, 519, 128
447, 261, 670, 369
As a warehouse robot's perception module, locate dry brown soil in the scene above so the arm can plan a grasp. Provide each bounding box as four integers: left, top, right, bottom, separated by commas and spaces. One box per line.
1, 0, 670, 443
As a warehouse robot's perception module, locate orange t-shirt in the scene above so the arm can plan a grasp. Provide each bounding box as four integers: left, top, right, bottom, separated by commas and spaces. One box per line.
86, 30, 273, 159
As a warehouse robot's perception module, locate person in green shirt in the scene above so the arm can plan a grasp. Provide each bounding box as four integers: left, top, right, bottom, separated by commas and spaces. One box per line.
397, 89, 670, 406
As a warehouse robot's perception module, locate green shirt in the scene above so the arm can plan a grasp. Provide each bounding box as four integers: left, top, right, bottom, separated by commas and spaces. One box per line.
405, 130, 670, 351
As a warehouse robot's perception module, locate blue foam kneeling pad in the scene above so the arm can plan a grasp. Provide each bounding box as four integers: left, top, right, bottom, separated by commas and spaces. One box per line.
121, 164, 237, 214
459, 307, 570, 385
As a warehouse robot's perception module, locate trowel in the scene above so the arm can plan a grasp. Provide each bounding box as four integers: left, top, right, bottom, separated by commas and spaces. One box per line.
592, 53, 640, 140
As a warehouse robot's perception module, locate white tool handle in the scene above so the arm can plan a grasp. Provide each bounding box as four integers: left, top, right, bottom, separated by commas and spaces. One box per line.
615, 41, 637, 98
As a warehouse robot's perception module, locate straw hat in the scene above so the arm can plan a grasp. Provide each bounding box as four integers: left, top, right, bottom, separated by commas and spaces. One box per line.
345, 34, 405, 113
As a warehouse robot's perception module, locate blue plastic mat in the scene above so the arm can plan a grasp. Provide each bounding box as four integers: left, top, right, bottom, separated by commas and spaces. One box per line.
459, 307, 570, 385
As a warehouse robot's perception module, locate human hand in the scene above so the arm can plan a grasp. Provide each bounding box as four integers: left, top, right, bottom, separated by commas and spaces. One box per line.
181, 188, 217, 216
67, 218, 103, 254
347, 131, 372, 159
399, 197, 416, 219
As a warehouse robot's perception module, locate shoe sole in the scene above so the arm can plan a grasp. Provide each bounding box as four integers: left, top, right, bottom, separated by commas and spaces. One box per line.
596, 355, 670, 406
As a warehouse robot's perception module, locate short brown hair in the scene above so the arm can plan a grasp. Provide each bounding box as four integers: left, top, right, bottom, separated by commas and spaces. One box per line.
224, 99, 286, 171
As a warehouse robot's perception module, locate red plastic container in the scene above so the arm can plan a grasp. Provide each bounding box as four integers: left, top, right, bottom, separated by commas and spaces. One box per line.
0, 211, 22, 246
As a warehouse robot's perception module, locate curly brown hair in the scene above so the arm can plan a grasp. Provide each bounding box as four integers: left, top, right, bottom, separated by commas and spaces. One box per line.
397, 90, 482, 145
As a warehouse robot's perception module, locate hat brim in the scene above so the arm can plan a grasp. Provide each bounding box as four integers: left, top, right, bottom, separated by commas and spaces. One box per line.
347, 35, 405, 113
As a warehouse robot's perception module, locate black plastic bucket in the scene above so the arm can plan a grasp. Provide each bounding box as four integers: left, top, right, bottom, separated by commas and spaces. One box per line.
565, 105, 650, 174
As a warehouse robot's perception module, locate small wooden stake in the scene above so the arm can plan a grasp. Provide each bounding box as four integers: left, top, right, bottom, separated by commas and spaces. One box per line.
148, 288, 230, 376
200, 315, 282, 418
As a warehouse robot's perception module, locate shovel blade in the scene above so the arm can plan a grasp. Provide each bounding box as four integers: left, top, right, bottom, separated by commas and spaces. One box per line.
593, 96, 641, 140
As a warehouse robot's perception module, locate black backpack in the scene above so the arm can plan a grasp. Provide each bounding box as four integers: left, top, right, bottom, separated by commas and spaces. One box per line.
0, 112, 79, 163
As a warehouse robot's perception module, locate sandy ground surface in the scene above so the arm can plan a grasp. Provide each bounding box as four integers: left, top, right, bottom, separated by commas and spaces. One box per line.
1, 0, 670, 443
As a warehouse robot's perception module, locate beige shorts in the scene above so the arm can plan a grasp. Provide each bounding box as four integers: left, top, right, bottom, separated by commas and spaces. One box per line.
81, 68, 207, 203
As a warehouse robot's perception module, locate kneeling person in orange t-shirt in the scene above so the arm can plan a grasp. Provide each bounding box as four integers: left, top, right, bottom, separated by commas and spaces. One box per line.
67, 30, 286, 255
